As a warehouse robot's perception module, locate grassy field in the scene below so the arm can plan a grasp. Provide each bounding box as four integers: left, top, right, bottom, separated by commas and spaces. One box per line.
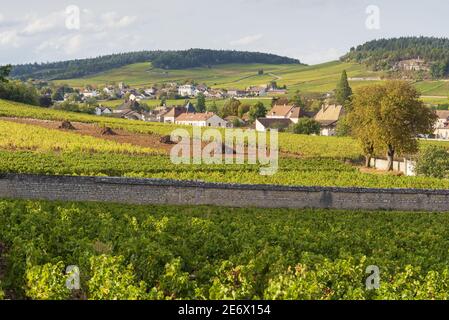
55, 61, 385, 94
2, 199, 449, 300
54, 60, 449, 98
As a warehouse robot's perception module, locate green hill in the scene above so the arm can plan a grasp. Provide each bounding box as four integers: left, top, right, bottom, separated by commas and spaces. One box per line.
55, 61, 385, 94
342, 36, 449, 79
10, 49, 300, 81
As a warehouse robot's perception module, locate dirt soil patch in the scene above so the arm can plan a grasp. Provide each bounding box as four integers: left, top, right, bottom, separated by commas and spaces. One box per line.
1, 117, 307, 160
1, 117, 173, 154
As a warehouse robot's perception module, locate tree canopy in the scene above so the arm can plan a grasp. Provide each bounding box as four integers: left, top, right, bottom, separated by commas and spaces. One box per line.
347, 81, 437, 170
335, 70, 352, 106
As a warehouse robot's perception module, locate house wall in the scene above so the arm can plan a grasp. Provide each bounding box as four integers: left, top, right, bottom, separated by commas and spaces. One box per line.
0, 174, 447, 212
320, 127, 337, 136
206, 115, 227, 128
255, 120, 267, 132
164, 117, 176, 124
176, 120, 207, 127
435, 128, 449, 139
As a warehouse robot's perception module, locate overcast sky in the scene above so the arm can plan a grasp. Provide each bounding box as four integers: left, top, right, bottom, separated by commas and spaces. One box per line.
0, 0, 448, 65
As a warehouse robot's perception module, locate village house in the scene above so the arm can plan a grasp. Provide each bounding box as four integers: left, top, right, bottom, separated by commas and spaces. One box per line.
94, 106, 113, 116
114, 100, 141, 114
160, 102, 196, 123
204, 89, 225, 99
247, 86, 267, 97
178, 85, 196, 97
314, 104, 345, 136
120, 110, 144, 121
267, 88, 288, 95
255, 118, 292, 132
227, 89, 248, 98
82, 90, 99, 99
434, 110, 449, 139
225, 116, 246, 128
267, 104, 303, 124
175, 112, 228, 128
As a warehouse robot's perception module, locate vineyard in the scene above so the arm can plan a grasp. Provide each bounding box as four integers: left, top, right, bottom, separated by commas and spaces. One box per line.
1, 99, 447, 159
1, 151, 449, 189
0, 120, 159, 155
0, 99, 449, 189
1, 199, 449, 300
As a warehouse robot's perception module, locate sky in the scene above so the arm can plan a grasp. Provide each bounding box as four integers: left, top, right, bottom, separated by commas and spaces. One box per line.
0, 0, 448, 66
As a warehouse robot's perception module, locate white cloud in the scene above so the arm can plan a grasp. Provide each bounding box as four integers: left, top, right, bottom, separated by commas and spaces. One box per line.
103, 12, 136, 29
230, 34, 263, 46
0, 30, 20, 47
36, 34, 83, 56
21, 12, 64, 36
65, 34, 83, 55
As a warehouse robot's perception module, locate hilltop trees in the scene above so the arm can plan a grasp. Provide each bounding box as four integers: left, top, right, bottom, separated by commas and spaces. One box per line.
335, 70, 352, 106
0, 65, 11, 82
348, 81, 437, 171
342, 37, 449, 78
11, 50, 301, 81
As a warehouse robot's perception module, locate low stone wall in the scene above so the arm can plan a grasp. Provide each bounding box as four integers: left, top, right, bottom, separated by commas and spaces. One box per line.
0, 174, 448, 212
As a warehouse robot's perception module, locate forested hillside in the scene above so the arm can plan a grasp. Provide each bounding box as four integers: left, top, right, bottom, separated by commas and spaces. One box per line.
10, 49, 301, 81
342, 37, 449, 78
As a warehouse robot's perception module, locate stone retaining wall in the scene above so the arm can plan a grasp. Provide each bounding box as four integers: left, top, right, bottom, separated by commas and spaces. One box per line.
0, 174, 448, 211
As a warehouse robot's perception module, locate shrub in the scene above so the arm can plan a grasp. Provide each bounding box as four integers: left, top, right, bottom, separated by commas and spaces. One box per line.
25, 262, 71, 300
0, 80, 39, 106
290, 118, 321, 135
416, 145, 449, 178
88, 255, 147, 300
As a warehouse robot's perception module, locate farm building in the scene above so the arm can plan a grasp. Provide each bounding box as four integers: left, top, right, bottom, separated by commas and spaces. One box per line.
175, 113, 228, 128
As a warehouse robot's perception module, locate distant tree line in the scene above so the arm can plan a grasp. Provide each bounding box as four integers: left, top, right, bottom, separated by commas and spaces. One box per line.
10, 49, 301, 81
341, 36, 449, 78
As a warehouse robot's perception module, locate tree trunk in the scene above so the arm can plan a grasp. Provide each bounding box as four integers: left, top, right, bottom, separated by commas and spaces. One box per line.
387, 145, 395, 171
365, 155, 372, 168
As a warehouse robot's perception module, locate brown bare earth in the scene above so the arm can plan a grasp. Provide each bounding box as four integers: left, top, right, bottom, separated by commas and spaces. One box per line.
1, 117, 173, 154
1, 117, 302, 160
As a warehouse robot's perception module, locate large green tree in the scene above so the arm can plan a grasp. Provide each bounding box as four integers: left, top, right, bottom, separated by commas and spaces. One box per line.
248, 102, 267, 122
195, 93, 206, 113
335, 70, 352, 106
348, 81, 437, 170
